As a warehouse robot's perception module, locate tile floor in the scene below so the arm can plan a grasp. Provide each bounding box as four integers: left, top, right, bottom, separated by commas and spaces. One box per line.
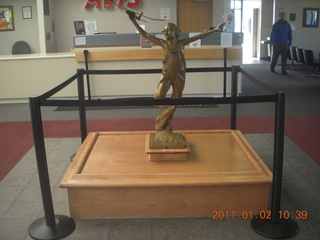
1, 61, 319, 239
1, 133, 319, 240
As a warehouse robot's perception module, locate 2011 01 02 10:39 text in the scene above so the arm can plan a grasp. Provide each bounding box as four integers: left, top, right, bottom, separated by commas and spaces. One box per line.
212, 210, 308, 220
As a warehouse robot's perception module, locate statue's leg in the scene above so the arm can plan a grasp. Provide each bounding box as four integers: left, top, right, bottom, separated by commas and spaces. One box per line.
155, 105, 176, 131
171, 72, 185, 99
154, 75, 172, 99
152, 74, 187, 149
154, 74, 173, 131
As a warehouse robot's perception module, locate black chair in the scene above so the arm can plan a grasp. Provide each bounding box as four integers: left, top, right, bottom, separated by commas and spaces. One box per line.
12, 41, 31, 54
288, 46, 297, 69
295, 48, 305, 64
302, 49, 320, 75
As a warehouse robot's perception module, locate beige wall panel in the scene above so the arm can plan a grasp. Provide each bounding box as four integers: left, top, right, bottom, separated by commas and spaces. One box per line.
0, 56, 79, 100
0, 45, 242, 102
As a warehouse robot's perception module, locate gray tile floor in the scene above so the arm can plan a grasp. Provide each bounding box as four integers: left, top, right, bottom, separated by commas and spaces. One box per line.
1, 134, 319, 240
1, 61, 320, 239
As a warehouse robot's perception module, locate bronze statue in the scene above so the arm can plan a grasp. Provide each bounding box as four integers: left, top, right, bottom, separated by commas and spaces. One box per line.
126, 10, 225, 149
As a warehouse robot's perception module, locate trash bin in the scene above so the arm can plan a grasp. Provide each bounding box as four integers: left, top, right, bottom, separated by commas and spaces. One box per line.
261, 37, 271, 61
261, 37, 271, 56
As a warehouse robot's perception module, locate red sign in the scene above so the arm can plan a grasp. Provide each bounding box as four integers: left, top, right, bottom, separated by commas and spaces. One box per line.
85, 0, 141, 9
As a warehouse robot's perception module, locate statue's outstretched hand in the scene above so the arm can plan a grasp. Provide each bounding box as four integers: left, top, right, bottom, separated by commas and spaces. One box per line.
216, 22, 226, 31
126, 10, 136, 21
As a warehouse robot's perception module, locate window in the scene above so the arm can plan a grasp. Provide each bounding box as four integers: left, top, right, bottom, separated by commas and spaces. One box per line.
231, 0, 243, 32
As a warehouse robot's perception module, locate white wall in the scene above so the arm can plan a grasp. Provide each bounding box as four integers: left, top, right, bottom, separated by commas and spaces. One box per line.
275, 0, 320, 53
52, 0, 177, 52
213, 0, 229, 27
0, 0, 241, 103
53, 0, 232, 52
0, 0, 39, 55
0, 0, 228, 54
1, 0, 319, 56
0, 56, 79, 101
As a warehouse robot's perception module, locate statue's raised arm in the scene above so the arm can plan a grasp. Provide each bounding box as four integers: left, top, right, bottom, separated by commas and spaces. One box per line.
183, 22, 226, 45
126, 10, 162, 46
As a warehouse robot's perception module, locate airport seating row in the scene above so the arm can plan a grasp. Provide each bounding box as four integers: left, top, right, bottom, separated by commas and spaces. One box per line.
288, 46, 320, 74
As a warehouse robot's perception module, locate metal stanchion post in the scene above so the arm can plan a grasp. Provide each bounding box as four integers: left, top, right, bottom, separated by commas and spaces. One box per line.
230, 65, 239, 130
28, 96, 75, 240
83, 50, 92, 100
77, 69, 87, 143
223, 48, 227, 98
251, 92, 299, 239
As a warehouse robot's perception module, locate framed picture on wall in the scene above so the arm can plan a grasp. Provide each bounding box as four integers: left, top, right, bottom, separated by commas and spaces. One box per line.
303, 8, 319, 28
290, 13, 296, 22
22, 6, 32, 19
74, 21, 86, 35
0, 6, 14, 31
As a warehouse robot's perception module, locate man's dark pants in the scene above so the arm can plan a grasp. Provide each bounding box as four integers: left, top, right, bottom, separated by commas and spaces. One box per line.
271, 43, 289, 73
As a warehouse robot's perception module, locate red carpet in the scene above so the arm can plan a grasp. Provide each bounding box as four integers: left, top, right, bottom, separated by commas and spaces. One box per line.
286, 115, 320, 165
0, 122, 34, 181
0, 115, 319, 181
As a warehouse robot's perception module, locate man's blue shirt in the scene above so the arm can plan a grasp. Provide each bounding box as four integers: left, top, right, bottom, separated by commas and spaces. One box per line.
270, 19, 292, 45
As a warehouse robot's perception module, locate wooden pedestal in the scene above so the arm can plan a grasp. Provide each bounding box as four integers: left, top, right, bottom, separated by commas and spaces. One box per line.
60, 130, 272, 219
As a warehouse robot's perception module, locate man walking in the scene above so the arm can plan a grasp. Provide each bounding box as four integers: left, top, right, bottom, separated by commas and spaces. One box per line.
270, 12, 292, 75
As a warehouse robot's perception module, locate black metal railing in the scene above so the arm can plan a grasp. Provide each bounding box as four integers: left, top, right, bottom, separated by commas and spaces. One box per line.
28, 65, 298, 240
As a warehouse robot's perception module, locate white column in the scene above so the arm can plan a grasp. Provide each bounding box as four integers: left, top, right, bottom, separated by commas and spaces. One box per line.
37, 0, 46, 53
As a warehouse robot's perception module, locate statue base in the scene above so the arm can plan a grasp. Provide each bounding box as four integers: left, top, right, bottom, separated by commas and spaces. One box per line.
146, 133, 190, 161
149, 130, 188, 149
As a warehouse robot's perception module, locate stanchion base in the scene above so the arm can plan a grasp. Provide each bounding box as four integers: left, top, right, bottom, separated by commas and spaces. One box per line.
28, 215, 76, 240
251, 217, 299, 239
70, 153, 77, 162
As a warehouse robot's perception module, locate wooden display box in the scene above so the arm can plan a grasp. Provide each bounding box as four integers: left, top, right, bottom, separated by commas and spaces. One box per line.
60, 130, 272, 219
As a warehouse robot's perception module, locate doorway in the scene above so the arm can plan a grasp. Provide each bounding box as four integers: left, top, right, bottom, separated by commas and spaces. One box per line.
232, 0, 261, 63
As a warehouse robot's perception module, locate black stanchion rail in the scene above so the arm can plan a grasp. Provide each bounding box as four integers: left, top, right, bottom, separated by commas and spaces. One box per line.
28, 97, 75, 240
251, 92, 299, 238
223, 48, 227, 98
83, 50, 92, 100
77, 69, 87, 143
27, 65, 299, 239
82, 49, 230, 99
230, 65, 239, 129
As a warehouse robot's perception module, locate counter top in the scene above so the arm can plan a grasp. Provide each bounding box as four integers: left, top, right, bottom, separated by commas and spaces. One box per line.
0, 52, 75, 61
